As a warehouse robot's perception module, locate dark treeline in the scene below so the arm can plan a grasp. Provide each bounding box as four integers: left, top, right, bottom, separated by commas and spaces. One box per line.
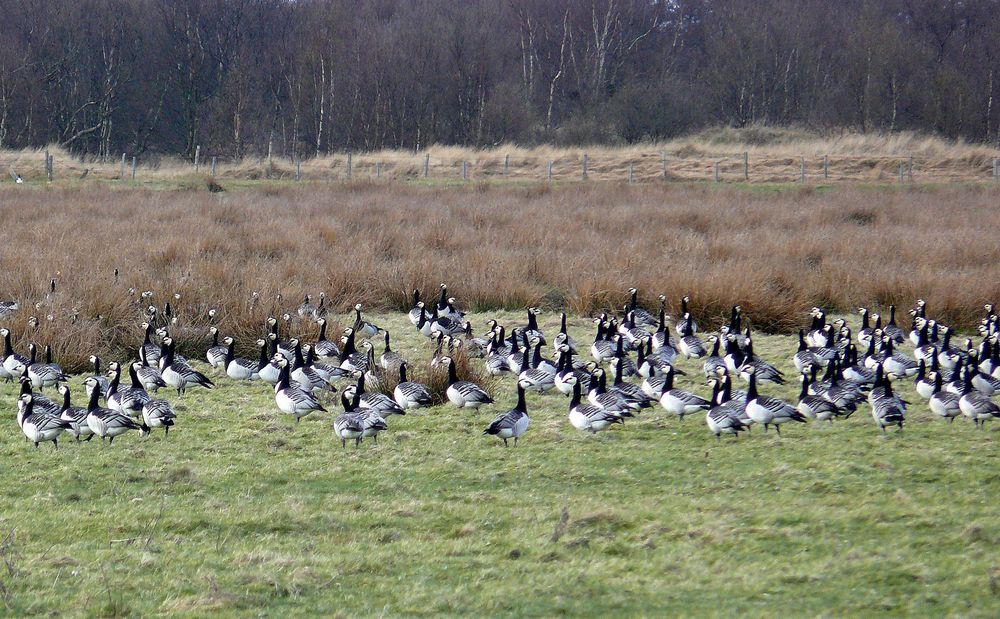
1, 0, 999, 159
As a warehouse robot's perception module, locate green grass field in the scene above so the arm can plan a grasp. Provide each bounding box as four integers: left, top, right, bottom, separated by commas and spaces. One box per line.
2, 311, 999, 617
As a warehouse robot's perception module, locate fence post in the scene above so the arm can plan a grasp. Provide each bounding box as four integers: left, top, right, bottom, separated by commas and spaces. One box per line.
423, 153, 430, 178
713, 161, 720, 182
131, 156, 137, 181
296, 159, 302, 181
628, 163, 634, 183
823, 155, 829, 179
375, 161, 381, 179
994, 157, 998, 181
898, 164, 904, 182
547, 161, 553, 180
800, 157, 806, 182
503, 153, 509, 176
908, 155, 913, 182
347, 151, 352, 179
194, 145, 201, 171
46, 152, 53, 182
120, 153, 126, 179
267, 139, 273, 166
582, 153, 588, 180
211, 156, 217, 177
662, 151, 667, 179
462, 161, 468, 181
743, 151, 749, 181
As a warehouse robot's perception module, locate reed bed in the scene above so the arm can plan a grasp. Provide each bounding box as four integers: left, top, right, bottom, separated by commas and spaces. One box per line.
0, 182, 997, 372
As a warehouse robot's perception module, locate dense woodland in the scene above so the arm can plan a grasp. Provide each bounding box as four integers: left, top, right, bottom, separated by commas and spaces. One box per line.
1, 0, 999, 159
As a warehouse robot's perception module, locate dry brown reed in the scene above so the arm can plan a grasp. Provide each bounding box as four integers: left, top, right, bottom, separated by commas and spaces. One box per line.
0, 182, 997, 371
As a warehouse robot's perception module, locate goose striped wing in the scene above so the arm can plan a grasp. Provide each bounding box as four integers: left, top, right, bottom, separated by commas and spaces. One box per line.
30, 363, 68, 382
754, 395, 797, 417
578, 403, 624, 423
279, 386, 326, 412
25, 413, 72, 432
398, 381, 432, 404
361, 392, 403, 414
454, 381, 493, 403
485, 409, 526, 435
666, 389, 711, 407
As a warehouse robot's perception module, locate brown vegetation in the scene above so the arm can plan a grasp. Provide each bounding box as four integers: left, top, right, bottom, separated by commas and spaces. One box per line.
0, 182, 997, 371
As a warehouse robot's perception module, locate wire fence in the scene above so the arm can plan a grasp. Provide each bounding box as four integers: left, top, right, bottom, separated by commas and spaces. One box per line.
4, 147, 1000, 185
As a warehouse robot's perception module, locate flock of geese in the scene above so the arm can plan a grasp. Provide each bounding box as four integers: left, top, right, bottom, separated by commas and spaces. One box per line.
6, 283, 1000, 450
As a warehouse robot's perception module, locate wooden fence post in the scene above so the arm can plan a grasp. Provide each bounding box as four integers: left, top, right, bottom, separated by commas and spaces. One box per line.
993, 157, 998, 181
120, 153, 126, 179
661, 151, 667, 179
898, 164, 904, 182
628, 163, 634, 183
582, 153, 588, 180
743, 151, 749, 181
46, 152, 53, 182
462, 161, 468, 181
267, 139, 273, 166
823, 155, 829, 179
547, 161, 553, 180
503, 153, 509, 176
800, 157, 806, 182
424, 153, 430, 178
131, 156, 137, 181
375, 162, 381, 179
713, 161, 720, 182
908, 155, 913, 182
211, 156, 217, 177
296, 159, 302, 181
347, 151, 352, 179
194, 145, 201, 171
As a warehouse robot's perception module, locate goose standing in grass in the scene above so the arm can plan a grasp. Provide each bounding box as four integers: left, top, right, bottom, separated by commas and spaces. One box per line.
379, 332, 405, 370
355, 373, 405, 418
141, 399, 177, 436
206, 327, 228, 368
18, 394, 71, 448
958, 368, 1000, 429
339, 328, 369, 373
869, 373, 906, 435
393, 362, 433, 410
159, 339, 214, 395
914, 359, 935, 399
138, 322, 162, 367
268, 316, 295, 359
745, 367, 806, 435
313, 318, 341, 360
567, 377, 626, 434
650, 307, 677, 359
553, 313, 577, 354
85, 385, 142, 444
965, 350, 1000, 395
658, 365, 711, 420
610, 358, 654, 410
674, 296, 698, 336
26, 343, 68, 391
517, 340, 556, 393
737, 338, 785, 385
587, 369, 638, 416
137, 347, 168, 392
407, 289, 423, 326
705, 378, 749, 440
352, 304, 381, 339
339, 385, 389, 445
484, 380, 531, 447
58, 384, 94, 442
927, 371, 962, 423
274, 358, 328, 423
1, 328, 29, 379
590, 320, 617, 364
880, 337, 918, 378
334, 389, 367, 448
224, 336, 260, 380
106, 362, 152, 415
291, 342, 332, 392
297, 295, 317, 321
442, 356, 493, 410
257, 335, 284, 385
702, 336, 727, 378
884, 305, 906, 344
676, 314, 706, 359
624, 288, 660, 330
797, 373, 841, 423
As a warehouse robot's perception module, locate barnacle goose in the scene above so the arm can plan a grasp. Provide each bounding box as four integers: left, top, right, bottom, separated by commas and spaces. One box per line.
106, 362, 151, 415
160, 339, 215, 395
393, 362, 433, 410
676, 314, 706, 359
339, 328, 370, 373
957, 369, 1000, 429
610, 358, 654, 410
657, 365, 711, 419
587, 369, 637, 416
355, 373, 405, 418
379, 332, 405, 370
674, 296, 698, 336
1, 328, 29, 379
567, 377, 626, 434
484, 380, 532, 447
138, 322, 161, 367
869, 371, 905, 434
334, 387, 367, 448
206, 327, 228, 368
18, 394, 71, 448
797, 374, 841, 422
136, 347, 168, 392
141, 399, 177, 436
58, 384, 94, 442
590, 320, 616, 363
705, 377, 749, 440
517, 341, 556, 393
224, 336, 260, 380
879, 337, 918, 378
442, 356, 493, 410
965, 350, 1000, 395
745, 367, 806, 435
257, 335, 284, 385
701, 336, 727, 378
352, 304, 381, 339
927, 371, 962, 423
18, 373, 60, 417
26, 343, 68, 391
340, 384, 391, 444
883, 305, 906, 344
857, 308, 874, 346
914, 359, 935, 399
625, 288, 659, 329
805, 308, 830, 348
86, 387, 142, 444
911, 319, 937, 364
267, 316, 295, 360
291, 342, 333, 392
553, 314, 577, 354
274, 358, 328, 422
407, 289, 423, 326
313, 318, 342, 360
517, 308, 546, 345
297, 295, 317, 320
737, 338, 785, 385
554, 347, 592, 396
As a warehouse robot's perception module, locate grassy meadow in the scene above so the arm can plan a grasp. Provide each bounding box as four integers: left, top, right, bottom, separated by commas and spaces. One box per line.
2, 309, 999, 617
